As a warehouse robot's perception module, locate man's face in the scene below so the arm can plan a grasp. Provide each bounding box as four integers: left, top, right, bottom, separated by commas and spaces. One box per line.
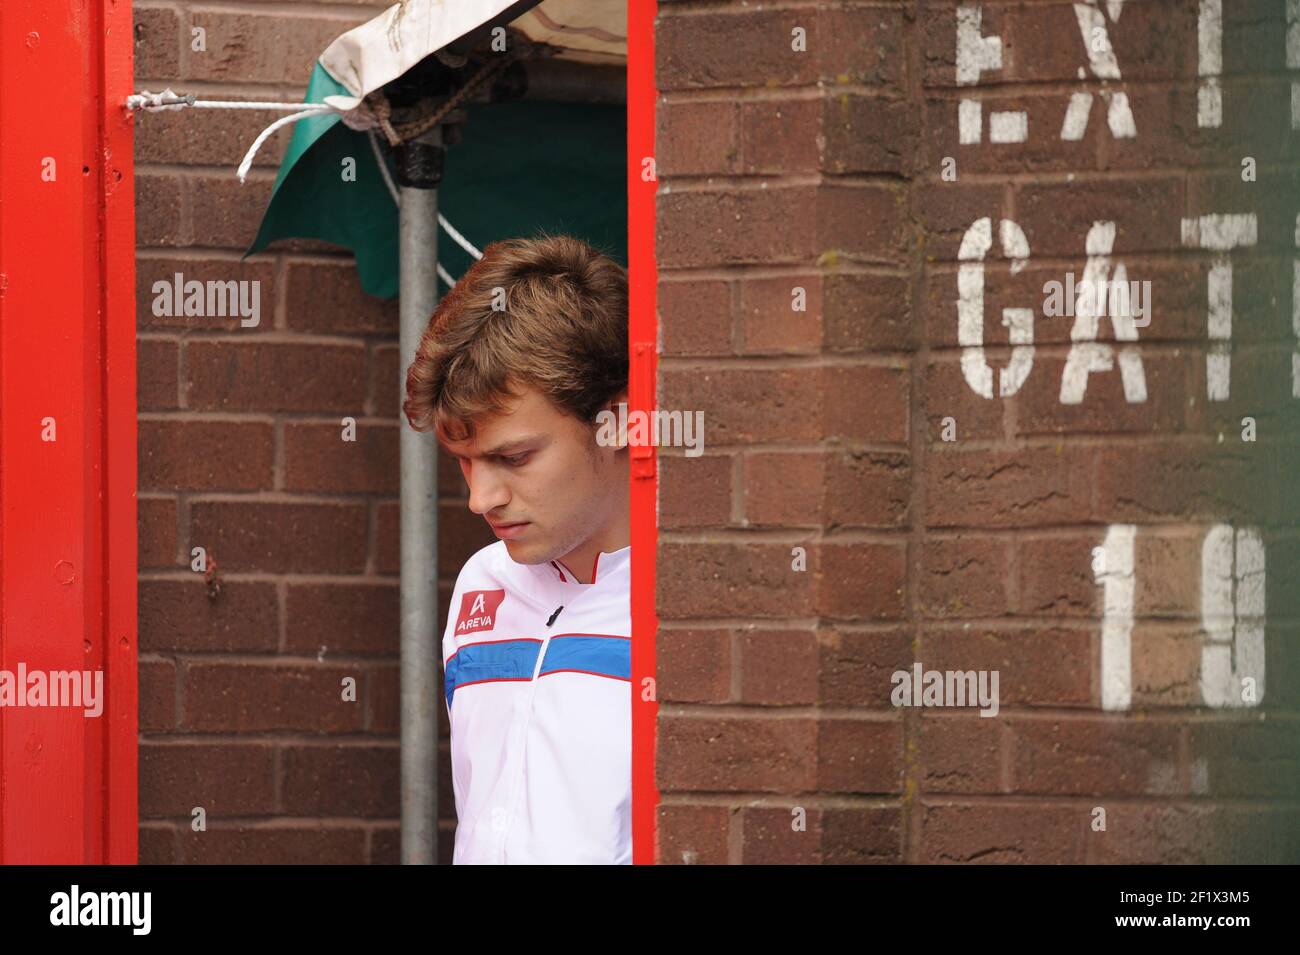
439, 383, 625, 565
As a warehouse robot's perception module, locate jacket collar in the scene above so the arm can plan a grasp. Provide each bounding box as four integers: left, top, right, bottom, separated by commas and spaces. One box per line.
539, 544, 631, 586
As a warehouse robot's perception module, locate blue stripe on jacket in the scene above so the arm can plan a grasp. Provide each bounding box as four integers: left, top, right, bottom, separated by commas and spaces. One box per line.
538, 635, 631, 680
445, 634, 630, 708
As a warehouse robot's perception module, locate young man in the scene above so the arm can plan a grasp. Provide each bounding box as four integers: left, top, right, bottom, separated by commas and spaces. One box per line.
403, 234, 631, 864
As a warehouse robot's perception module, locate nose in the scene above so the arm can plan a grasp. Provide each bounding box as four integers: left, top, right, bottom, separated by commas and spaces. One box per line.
465, 461, 510, 516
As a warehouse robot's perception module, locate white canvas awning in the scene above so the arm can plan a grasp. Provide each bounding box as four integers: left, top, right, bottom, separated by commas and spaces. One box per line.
319, 0, 626, 112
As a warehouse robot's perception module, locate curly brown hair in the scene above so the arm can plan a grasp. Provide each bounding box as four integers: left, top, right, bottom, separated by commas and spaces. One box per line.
403, 233, 628, 443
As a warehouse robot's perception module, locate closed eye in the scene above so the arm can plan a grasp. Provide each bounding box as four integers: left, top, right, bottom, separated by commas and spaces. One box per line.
498, 452, 531, 467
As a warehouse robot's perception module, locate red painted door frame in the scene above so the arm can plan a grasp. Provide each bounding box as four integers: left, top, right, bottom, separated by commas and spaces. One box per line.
628, 0, 659, 865
0, 0, 137, 863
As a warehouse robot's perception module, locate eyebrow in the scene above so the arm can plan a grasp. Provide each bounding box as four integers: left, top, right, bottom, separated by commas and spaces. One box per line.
479, 434, 546, 457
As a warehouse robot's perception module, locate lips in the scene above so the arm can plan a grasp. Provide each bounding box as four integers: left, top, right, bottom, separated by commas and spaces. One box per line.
488, 520, 529, 541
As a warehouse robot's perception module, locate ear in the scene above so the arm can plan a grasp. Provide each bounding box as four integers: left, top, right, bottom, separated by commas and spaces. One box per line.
593, 390, 629, 450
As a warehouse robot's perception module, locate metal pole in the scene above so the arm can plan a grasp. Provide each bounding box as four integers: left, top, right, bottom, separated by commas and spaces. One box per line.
398, 126, 444, 864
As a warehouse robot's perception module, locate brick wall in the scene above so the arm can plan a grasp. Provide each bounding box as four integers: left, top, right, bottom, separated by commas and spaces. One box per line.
654, 0, 1300, 863
132, 0, 1300, 865
134, 0, 493, 863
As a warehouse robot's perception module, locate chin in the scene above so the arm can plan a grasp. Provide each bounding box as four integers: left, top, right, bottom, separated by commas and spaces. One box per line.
503, 538, 547, 564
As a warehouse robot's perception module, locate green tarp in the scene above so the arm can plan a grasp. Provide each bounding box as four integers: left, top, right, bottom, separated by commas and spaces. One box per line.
245, 63, 627, 300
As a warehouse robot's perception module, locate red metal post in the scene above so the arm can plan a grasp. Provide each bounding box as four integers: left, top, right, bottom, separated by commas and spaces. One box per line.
627, 0, 660, 865
0, 0, 137, 863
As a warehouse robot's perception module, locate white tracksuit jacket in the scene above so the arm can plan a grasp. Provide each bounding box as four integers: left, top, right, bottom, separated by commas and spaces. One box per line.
442, 540, 632, 864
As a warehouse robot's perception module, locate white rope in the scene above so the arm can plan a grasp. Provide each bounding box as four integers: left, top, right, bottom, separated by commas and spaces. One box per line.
235, 107, 334, 183
126, 89, 317, 112
131, 86, 484, 281
198, 100, 330, 111
129, 88, 334, 182
369, 127, 480, 278
367, 130, 401, 205
439, 212, 483, 260
368, 129, 483, 264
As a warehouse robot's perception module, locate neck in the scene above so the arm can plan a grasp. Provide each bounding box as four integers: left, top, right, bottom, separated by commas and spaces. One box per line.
556, 460, 629, 584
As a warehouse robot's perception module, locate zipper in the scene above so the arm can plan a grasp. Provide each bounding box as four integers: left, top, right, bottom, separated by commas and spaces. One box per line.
495, 590, 593, 862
